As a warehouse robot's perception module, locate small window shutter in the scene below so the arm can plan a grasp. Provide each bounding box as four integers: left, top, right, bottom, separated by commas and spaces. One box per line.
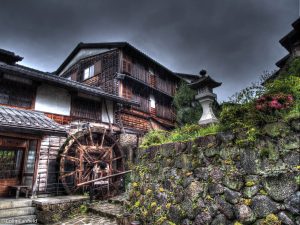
127, 62, 132, 74
78, 70, 84, 81
122, 82, 132, 99
94, 61, 102, 75
71, 72, 77, 81
122, 60, 127, 73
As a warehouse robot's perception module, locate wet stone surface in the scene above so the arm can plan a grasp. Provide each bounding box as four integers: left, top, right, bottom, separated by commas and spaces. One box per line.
53, 213, 117, 225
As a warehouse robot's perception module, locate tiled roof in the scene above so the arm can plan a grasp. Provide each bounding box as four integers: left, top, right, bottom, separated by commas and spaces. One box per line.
0, 105, 66, 136
0, 48, 23, 64
0, 63, 139, 106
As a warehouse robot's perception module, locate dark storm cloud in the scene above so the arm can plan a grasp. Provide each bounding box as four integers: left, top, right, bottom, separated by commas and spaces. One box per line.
0, 0, 298, 101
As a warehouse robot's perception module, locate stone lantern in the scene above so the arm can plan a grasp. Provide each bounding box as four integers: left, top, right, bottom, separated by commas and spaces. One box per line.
189, 70, 222, 125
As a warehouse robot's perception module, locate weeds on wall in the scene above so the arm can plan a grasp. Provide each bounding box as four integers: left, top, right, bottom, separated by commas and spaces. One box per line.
140, 124, 220, 148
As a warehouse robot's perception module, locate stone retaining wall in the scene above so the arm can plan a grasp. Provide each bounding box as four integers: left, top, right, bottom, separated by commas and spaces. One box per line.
128, 120, 300, 224
33, 196, 89, 224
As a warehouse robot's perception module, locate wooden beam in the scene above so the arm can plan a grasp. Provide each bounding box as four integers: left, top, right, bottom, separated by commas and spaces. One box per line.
77, 170, 132, 187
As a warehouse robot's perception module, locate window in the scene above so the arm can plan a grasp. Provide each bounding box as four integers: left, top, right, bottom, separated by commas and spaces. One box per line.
149, 68, 154, 75
83, 65, 95, 80
150, 94, 156, 108
71, 97, 101, 121
0, 149, 23, 179
0, 80, 34, 108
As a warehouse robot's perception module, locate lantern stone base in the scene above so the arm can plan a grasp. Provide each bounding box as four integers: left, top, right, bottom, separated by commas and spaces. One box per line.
197, 96, 218, 125
199, 118, 219, 125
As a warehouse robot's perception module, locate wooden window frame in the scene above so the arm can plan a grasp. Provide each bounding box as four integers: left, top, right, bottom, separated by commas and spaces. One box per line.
83, 65, 95, 81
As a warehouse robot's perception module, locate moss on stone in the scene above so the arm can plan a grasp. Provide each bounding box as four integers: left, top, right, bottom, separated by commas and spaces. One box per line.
245, 181, 256, 187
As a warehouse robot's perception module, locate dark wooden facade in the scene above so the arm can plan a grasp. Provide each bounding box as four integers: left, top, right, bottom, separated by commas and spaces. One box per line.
0, 78, 36, 109
59, 44, 179, 132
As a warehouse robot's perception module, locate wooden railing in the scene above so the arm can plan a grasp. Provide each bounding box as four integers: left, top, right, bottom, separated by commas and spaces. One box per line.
122, 61, 176, 96
131, 64, 150, 84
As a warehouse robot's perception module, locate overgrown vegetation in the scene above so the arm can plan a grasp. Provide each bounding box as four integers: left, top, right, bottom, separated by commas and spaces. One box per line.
220, 57, 300, 144
141, 58, 300, 148
141, 124, 220, 148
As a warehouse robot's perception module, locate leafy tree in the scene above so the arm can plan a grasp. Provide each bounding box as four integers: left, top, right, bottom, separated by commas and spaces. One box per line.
173, 81, 202, 125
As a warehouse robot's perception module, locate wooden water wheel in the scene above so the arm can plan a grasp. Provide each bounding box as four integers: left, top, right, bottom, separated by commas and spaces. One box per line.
59, 126, 124, 198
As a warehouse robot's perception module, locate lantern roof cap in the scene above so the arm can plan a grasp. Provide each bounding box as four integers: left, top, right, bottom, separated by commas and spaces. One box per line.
188, 75, 222, 89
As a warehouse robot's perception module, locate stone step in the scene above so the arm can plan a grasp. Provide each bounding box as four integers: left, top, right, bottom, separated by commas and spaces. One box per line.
0, 207, 35, 219
52, 214, 117, 225
108, 193, 128, 205
89, 202, 124, 219
0, 199, 32, 210
0, 214, 37, 225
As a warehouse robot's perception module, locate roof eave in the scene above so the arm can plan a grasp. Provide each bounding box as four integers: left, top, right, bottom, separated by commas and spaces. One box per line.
0, 124, 67, 137
188, 76, 222, 89
275, 54, 290, 68
0, 64, 139, 107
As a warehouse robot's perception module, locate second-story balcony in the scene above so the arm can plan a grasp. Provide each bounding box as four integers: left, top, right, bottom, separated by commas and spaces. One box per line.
122, 61, 176, 97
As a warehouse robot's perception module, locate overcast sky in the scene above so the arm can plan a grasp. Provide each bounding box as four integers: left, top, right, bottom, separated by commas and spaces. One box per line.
0, 0, 298, 101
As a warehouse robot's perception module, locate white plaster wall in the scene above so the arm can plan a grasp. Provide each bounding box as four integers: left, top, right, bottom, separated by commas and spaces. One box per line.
35, 84, 71, 116
102, 100, 114, 123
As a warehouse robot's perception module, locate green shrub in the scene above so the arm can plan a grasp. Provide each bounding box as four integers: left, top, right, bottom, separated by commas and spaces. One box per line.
219, 57, 300, 143
140, 130, 169, 148
79, 204, 88, 214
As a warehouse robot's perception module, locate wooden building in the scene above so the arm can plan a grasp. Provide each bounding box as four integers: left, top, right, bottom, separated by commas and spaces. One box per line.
56, 42, 182, 133
0, 43, 189, 197
0, 48, 138, 197
266, 18, 300, 83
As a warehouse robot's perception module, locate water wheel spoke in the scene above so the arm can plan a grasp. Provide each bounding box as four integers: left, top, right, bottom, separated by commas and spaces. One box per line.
110, 143, 116, 149
101, 150, 110, 160
68, 132, 83, 148
100, 129, 106, 148
112, 156, 123, 161
82, 168, 92, 181
61, 154, 80, 162
83, 154, 92, 164
59, 171, 77, 179
88, 126, 95, 146
79, 146, 94, 163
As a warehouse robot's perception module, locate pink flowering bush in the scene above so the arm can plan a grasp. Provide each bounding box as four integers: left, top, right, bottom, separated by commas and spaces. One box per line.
255, 93, 294, 113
